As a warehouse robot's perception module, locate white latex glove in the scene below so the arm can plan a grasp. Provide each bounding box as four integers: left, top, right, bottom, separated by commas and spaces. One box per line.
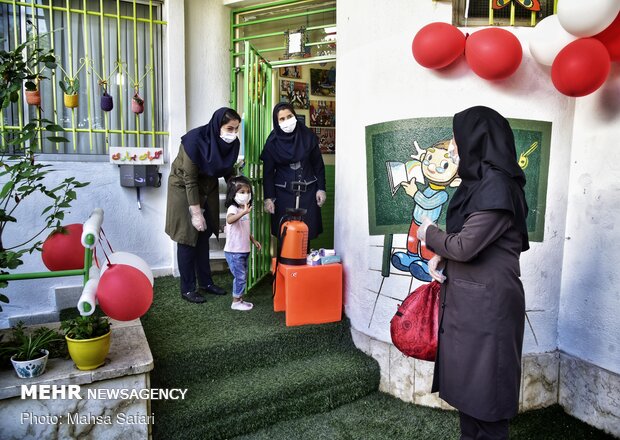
428, 255, 446, 283
189, 205, 206, 232
316, 190, 327, 207
264, 198, 275, 214
416, 216, 435, 242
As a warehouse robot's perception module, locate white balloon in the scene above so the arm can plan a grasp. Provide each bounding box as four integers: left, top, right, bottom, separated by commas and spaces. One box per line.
558, 0, 620, 37
100, 251, 154, 286
529, 15, 578, 66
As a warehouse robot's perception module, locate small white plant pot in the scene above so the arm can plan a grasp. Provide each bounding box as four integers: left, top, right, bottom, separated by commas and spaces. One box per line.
10, 349, 49, 379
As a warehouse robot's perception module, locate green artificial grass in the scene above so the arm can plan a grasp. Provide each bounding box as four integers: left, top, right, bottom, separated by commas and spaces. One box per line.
235, 394, 616, 440
137, 273, 615, 440
143, 275, 358, 384
141, 274, 380, 440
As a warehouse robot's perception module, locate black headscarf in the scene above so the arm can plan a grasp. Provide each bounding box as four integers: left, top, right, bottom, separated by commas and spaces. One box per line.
446, 106, 529, 251
260, 103, 317, 164
181, 107, 240, 177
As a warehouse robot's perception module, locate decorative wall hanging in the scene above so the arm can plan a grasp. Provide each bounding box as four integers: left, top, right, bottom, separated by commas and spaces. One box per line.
279, 66, 302, 79
279, 80, 309, 109
109, 146, 164, 165
132, 93, 145, 114
57, 59, 86, 108
311, 127, 335, 154
310, 68, 336, 97
309, 100, 335, 127
284, 28, 307, 59
492, 0, 540, 11
120, 63, 152, 115
84, 57, 120, 113
25, 77, 41, 106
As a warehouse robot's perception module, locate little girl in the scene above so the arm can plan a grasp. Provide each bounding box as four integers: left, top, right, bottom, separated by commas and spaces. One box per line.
224, 176, 262, 311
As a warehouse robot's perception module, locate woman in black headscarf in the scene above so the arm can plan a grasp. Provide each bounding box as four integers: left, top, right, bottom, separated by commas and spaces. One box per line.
165, 107, 242, 303
260, 103, 326, 240
417, 106, 529, 440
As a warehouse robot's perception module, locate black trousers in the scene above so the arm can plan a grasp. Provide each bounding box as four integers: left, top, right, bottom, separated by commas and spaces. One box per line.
459, 411, 509, 440
177, 228, 213, 294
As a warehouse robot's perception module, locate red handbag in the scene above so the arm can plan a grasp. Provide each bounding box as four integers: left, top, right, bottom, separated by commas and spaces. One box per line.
390, 281, 441, 361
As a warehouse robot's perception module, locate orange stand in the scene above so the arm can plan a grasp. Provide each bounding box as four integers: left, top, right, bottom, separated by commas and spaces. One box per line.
272, 260, 343, 326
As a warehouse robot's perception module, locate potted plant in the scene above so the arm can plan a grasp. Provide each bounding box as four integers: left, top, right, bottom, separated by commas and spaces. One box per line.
61, 314, 111, 370
131, 92, 144, 114
59, 76, 79, 108
100, 88, 113, 112
24, 77, 41, 106
0, 322, 64, 378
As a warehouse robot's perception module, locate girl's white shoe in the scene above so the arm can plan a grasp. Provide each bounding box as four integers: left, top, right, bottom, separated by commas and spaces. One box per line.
231, 301, 253, 311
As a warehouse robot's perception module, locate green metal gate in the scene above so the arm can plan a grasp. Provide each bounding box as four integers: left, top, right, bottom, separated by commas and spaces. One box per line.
241, 42, 273, 290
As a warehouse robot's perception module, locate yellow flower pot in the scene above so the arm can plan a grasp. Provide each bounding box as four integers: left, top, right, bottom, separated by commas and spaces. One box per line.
65, 331, 111, 370
64, 93, 79, 108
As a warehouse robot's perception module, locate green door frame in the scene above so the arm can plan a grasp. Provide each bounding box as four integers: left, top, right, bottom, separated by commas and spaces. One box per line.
239, 42, 273, 290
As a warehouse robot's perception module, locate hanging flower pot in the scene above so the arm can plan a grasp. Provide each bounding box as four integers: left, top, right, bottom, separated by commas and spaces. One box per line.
64, 93, 79, 108
101, 91, 113, 112
25, 78, 42, 106
132, 92, 144, 114
25, 89, 41, 106
60, 77, 80, 108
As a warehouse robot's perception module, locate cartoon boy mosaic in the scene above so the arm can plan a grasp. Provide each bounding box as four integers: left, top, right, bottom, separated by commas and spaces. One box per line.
391, 139, 461, 281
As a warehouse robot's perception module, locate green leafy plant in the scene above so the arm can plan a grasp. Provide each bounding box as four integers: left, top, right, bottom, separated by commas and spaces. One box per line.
0, 24, 90, 312
61, 315, 111, 340
57, 58, 84, 96
0, 23, 56, 104
0, 321, 64, 362
58, 77, 79, 95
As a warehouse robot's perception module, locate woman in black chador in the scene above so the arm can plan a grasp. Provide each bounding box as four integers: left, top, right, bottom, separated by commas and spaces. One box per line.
260, 103, 326, 240
417, 106, 529, 440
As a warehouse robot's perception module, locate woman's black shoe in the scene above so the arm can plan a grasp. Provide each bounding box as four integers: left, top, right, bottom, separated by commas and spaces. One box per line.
181, 291, 206, 303
202, 284, 226, 295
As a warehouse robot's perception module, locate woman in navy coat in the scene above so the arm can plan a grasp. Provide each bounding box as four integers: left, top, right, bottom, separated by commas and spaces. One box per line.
260, 103, 326, 240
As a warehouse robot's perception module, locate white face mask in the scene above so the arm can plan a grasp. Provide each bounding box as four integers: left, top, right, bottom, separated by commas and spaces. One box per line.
220, 131, 237, 144
279, 117, 297, 134
235, 193, 251, 206
448, 139, 460, 166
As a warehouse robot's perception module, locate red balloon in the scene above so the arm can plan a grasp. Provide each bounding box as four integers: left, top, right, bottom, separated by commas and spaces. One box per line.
594, 12, 620, 62
465, 28, 522, 80
551, 38, 611, 97
412, 22, 465, 69
97, 264, 153, 321
41, 224, 85, 271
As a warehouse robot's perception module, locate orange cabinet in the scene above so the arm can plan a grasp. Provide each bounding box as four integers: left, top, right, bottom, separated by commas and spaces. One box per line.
272, 262, 343, 327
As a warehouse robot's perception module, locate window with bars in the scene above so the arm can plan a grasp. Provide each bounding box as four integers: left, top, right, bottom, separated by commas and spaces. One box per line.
452, 0, 557, 27
0, 0, 167, 156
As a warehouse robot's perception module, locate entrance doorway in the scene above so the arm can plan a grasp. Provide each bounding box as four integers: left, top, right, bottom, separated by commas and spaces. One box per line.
230, 1, 337, 287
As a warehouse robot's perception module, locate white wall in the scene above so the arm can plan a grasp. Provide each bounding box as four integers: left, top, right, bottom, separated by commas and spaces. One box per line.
336, 0, 575, 356
559, 65, 620, 374
185, 0, 232, 133
0, 0, 188, 328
